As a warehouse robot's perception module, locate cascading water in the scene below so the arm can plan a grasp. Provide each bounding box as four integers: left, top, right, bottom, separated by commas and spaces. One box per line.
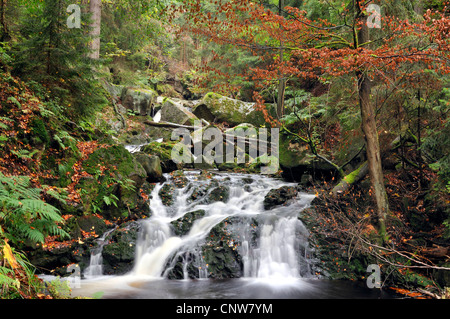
130, 171, 316, 282
84, 227, 116, 278
75, 170, 393, 299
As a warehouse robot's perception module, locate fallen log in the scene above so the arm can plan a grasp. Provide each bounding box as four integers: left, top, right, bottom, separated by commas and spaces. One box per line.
421, 245, 449, 259
331, 136, 404, 196
144, 120, 195, 130
331, 161, 369, 195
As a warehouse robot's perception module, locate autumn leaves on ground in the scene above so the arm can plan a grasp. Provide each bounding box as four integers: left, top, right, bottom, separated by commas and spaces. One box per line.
1, 0, 449, 299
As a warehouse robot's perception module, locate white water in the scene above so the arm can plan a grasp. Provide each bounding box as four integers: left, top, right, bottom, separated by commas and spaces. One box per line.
75, 171, 319, 298
131, 171, 316, 281
84, 227, 116, 278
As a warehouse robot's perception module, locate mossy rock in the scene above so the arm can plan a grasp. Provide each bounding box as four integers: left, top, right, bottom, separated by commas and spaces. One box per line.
201, 218, 243, 279
121, 87, 156, 116
83, 144, 146, 183
193, 92, 265, 126
79, 144, 148, 219
160, 98, 198, 126
141, 141, 182, 173
205, 185, 230, 204
170, 210, 206, 236
279, 134, 338, 181
171, 170, 189, 188
71, 215, 108, 239
158, 183, 175, 206
31, 118, 50, 145
134, 152, 163, 183
102, 222, 141, 275
279, 134, 311, 169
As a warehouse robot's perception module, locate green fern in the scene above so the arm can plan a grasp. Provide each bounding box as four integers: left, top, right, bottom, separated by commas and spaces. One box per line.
0, 173, 70, 245
0, 242, 44, 298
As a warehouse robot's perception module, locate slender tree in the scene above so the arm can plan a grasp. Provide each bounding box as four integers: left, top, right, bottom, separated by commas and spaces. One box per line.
89, 0, 101, 59
0, 0, 9, 41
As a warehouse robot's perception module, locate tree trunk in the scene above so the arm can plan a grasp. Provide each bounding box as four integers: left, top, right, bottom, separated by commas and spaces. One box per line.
276, 0, 286, 122
89, 0, 101, 59
0, 0, 9, 42
332, 161, 369, 195
356, 7, 389, 241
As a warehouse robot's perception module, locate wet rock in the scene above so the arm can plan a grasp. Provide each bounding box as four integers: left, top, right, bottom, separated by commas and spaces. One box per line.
134, 152, 164, 183
166, 250, 205, 280
205, 185, 230, 203
28, 238, 94, 277
170, 210, 206, 236
158, 183, 175, 206
171, 170, 189, 188
263, 185, 299, 210
102, 222, 141, 275
201, 218, 243, 279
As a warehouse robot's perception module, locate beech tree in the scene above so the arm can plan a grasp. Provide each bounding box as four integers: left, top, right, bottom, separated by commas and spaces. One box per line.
176, 0, 450, 241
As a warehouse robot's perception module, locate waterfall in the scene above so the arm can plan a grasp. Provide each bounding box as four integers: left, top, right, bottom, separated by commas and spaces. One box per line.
130, 171, 316, 281
84, 227, 116, 278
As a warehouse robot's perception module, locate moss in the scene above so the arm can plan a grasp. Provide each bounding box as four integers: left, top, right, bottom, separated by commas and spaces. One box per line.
31, 118, 50, 145
343, 164, 362, 184
171, 210, 206, 236
78, 144, 147, 218
279, 135, 309, 169
204, 92, 220, 100
141, 141, 177, 162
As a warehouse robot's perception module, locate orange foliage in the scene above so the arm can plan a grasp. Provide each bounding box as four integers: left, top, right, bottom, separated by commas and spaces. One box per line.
173, 1, 450, 126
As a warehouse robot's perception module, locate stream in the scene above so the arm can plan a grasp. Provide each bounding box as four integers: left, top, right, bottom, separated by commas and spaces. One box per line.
71, 171, 395, 299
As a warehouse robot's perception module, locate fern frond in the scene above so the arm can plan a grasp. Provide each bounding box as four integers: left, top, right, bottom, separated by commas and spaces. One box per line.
16, 224, 45, 243
43, 187, 68, 204
0, 269, 17, 287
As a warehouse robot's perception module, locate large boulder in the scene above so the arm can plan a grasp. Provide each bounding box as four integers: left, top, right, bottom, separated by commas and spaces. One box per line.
80, 144, 149, 220
160, 98, 198, 126
263, 185, 300, 210
121, 87, 157, 116
192, 92, 266, 126
28, 238, 94, 277
133, 152, 164, 183
279, 134, 337, 182
102, 221, 141, 275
